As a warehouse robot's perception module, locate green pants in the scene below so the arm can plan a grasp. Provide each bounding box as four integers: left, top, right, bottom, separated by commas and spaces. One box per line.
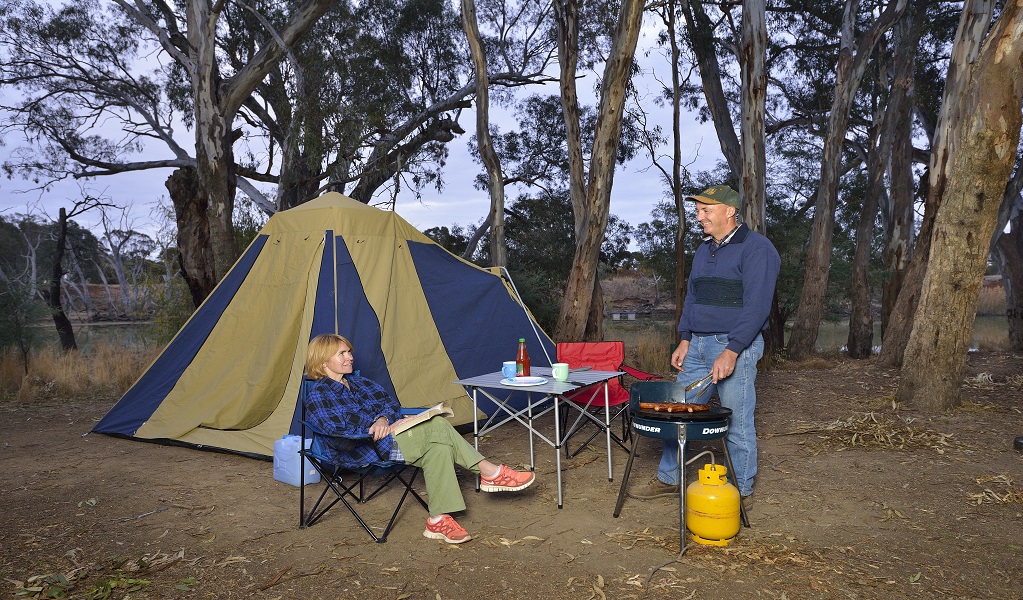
393, 416, 484, 516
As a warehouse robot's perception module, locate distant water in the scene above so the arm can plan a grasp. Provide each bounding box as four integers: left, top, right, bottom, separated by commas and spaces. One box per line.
38, 322, 157, 353
810, 315, 1009, 352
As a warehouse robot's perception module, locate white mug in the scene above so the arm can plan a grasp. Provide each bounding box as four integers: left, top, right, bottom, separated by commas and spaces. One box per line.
552, 363, 569, 381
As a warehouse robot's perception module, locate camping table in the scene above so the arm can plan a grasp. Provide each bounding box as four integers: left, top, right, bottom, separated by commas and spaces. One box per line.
454, 367, 624, 508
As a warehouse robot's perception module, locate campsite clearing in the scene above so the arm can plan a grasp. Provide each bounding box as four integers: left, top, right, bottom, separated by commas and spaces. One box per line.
3, 352, 1022, 599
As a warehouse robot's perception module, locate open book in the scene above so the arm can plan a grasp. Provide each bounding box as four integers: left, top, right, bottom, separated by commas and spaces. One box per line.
388, 402, 454, 436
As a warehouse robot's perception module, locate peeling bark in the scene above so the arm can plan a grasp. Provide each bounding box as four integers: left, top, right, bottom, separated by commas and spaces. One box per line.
880, 0, 926, 335
739, 0, 767, 233
897, 0, 1023, 410
166, 167, 216, 308
878, 0, 996, 368
461, 0, 507, 267
555, 0, 645, 341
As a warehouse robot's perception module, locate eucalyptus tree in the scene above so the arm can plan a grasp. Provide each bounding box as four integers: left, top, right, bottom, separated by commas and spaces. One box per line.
785, 0, 908, 360
0, 0, 329, 304
636, 0, 696, 327
845, 75, 886, 359
989, 160, 1023, 351
2, 0, 554, 308
878, 0, 999, 368
46, 196, 114, 350
897, 0, 1023, 410
553, 0, 646, 341
115, 0, 332, 282
876, 0, 931, 333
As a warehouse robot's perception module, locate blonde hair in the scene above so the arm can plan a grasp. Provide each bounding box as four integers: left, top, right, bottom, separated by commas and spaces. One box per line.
305, 334, 353, 379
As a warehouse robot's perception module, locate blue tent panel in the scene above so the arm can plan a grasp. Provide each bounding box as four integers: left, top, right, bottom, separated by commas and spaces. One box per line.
409, 241, 555, 414
291, 232, 399, 436
93, 236, 269, 436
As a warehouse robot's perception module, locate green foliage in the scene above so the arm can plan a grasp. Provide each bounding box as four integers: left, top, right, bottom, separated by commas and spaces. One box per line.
633, 200, 702, 293
451, 190, 632, 332
84, 573, 150, 599
423, 225, 472, 257
501, 190, 632, 275
233, 197, 269, 251
146, 276, 195, 344
0, 276, 49, 373
506, 268, 564, 335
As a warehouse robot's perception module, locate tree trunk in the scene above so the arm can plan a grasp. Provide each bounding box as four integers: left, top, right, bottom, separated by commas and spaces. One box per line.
166, 167, 216, 308
680, 0, 741, 180
878, 0, 995, 368
189, 0, 237, 281
739, 0, 767, 233
584, 277, 605, 342
787, 0, 907, 360
554, 0, 586, 230
64, 242, 93, 318
555, 0, 644, 341
996, 216, 1023, 349
897, 0, 1023, 410
847, 118, 884, 358
879, 0, 924, 336
461, 0, 507, 267
657, 0, 687, 331
47, 207, 77, 352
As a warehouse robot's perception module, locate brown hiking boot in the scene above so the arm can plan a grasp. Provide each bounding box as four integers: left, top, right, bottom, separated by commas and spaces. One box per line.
626, 478, 680, 500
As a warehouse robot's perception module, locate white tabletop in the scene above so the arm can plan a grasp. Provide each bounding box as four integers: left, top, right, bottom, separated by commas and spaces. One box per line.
454, 366, 623, 394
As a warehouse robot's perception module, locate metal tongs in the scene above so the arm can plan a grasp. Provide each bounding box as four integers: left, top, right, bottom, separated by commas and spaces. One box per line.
684, 373, 714, 402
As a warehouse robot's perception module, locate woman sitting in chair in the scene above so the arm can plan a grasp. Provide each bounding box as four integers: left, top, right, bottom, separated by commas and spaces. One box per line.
304, 333, 535, 544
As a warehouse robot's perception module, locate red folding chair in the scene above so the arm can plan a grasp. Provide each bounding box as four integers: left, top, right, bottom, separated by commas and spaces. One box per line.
556, 342, 662, 466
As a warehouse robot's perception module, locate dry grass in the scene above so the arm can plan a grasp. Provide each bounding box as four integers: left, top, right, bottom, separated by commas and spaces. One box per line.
968, 475, 1023, 505
0, 343, 160, 400
606, 320, 676, 377
778, 412, 974, 454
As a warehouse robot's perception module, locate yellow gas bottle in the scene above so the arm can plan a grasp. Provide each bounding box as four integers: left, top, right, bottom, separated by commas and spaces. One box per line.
685, 463, 740, 546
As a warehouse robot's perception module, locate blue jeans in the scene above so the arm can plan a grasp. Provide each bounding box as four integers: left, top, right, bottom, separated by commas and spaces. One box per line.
657, 333, 763, 496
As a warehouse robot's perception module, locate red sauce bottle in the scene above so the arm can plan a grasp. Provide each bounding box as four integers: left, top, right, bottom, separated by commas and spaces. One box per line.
516, 338, 531, 377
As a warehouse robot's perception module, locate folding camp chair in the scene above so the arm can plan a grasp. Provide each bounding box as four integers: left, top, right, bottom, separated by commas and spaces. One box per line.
298, 379, 428, 543
557, 341, 662, 461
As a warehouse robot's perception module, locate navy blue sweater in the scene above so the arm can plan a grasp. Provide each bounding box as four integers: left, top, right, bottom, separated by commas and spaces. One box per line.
677, 224, 781, 354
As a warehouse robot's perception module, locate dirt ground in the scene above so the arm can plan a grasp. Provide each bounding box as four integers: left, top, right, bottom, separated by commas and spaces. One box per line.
2, 352, 1022, 599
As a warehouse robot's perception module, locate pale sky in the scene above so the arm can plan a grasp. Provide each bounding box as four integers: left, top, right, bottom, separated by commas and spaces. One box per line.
0, 24, 725, 241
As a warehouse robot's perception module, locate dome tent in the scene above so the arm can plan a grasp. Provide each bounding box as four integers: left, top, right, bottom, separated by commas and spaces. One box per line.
93, 193, 554, 457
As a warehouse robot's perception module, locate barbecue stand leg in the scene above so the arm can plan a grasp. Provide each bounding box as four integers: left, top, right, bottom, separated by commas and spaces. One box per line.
612, 424, 643, 518
677, 424, 687, 553
719, 439, 750, 528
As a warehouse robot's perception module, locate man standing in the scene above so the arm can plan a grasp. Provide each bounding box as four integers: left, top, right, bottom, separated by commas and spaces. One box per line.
630, 185, 780, 500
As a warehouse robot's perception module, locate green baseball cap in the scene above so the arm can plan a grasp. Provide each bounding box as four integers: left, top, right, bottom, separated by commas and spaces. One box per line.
685, 185, 742, 210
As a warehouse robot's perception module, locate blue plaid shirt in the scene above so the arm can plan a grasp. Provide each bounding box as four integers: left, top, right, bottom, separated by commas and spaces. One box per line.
304, 374, 404, 469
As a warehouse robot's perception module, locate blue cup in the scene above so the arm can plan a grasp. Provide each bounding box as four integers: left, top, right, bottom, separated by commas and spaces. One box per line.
502, 361, 517, 379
